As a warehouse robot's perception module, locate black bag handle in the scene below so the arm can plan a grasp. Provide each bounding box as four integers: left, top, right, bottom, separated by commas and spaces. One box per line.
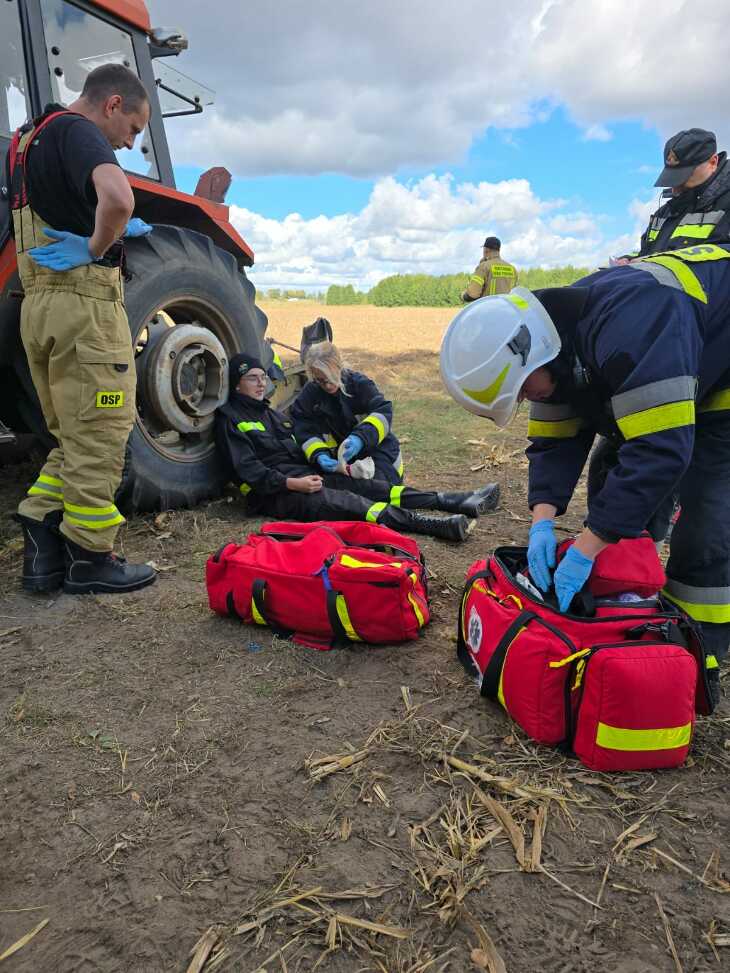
481, 610, 537, 699
456, 569, 494, 676
250, 579, 295, 639
325, 588, 356, 649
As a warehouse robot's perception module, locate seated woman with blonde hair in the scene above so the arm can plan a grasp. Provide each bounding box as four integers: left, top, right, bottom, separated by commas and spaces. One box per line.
292, 341, 406, 484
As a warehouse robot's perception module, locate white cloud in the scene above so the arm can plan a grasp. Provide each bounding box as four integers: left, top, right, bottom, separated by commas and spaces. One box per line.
581, 124, 612, 142
147, 0, 730, 178
233, 173, 633, 291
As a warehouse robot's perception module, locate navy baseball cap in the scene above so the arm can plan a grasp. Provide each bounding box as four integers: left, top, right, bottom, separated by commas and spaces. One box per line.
655, 129, 717, 187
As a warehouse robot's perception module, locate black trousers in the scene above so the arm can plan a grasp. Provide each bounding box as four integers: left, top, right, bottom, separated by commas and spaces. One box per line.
588, 417, 730, 665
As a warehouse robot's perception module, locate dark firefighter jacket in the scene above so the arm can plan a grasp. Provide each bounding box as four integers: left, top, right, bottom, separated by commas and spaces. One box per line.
291, 370, 400, 467
527, 243, 730, 542
632, 154, 730, 257
215, 392, 309, 497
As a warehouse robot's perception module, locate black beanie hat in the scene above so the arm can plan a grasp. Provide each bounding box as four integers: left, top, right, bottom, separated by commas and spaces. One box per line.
484, 236, 501, 250
229, 353, 264, 391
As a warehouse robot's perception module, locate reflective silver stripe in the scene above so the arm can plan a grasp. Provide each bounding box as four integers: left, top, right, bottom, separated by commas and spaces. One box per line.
673, 210, 724, 226
529, 402, 578, 421
611, 376, 697, 420
631, 260, 685, 292
664, 579, 730, 605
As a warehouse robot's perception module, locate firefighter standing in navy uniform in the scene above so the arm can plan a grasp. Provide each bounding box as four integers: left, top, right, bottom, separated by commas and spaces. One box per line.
216, 354, 501, 542
7, 64, 157, 593
441, 247, 730, 706
593, 128, 730, 542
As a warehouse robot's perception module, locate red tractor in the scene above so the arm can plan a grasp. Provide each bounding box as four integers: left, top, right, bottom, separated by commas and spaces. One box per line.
1, 0, 294, 511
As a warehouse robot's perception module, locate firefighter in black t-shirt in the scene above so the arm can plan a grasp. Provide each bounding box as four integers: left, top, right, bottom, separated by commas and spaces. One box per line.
7, 64, 156, 594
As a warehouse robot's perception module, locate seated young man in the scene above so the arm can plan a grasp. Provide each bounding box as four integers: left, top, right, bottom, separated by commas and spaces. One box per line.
215, 354, 500, 543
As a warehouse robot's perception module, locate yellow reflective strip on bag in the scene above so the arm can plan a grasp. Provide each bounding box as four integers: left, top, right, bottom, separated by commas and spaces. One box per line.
389, 485, 404, 506
697, 388, 730, 413
366, 501, 387, 523
706, 654, 719, 669
340, 554, 403, 569
239, 482, 252, 496
237, 421, 266, 433
642, 254, 707, 302
335, 593, 360, 641
497, 626, 526, 709
595, 721, 692, 752
528, 417, 582, 439
464, 363, 511, 406
251, 596, 266, 625
408, 589, 425, 628
38, 474, 63, 488
548, 647, 592, 668
363, 414, 386, 443
616, 400, 694, 440
671, 223, 715, 240
662, 590, 730, 624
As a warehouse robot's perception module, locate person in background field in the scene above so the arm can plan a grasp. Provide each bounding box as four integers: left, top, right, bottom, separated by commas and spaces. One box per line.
215, 354, 502, 544
6, 63, 156, 595
291, 342, 406, 485
441, 250, 730, 706
462, 237, 517, 302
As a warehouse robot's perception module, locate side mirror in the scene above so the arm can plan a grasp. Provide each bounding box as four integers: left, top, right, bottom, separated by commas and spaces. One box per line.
149, 27, 189, 58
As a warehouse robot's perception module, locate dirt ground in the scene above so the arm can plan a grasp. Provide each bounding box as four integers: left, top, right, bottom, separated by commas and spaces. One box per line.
1, 305, 729, 973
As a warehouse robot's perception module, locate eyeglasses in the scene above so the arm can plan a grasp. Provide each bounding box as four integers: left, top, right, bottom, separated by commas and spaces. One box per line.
240, 371, 266, 384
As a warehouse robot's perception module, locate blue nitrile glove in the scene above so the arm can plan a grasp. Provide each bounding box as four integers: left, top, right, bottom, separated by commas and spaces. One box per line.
28, 229, 94, 271
527, 519, 557, 593
554, 546, 594, 613
316, 454, 339, 472
124, 217, 153, 237
342, 434, 364, 462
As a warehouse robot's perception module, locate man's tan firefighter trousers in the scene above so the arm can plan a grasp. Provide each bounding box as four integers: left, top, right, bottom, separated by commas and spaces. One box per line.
15, 213, 136, 552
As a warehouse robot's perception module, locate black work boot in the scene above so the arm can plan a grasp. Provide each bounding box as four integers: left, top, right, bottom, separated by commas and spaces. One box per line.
436, 483, 500, 517
381, 506, 472, 542
14, 512, 65, 593
64, 539, 157, 595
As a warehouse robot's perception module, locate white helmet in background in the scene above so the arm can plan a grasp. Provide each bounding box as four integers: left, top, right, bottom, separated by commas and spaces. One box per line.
440, 287, 561, 426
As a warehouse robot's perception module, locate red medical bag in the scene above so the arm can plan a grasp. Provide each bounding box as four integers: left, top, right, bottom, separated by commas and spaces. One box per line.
206, 520, 429, 649
457, 546, 714, 771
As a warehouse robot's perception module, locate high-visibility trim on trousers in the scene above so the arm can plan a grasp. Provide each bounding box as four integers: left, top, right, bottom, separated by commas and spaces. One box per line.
63, 501, 125, 530
366, 501, 387, 523
389, 485, 404, 506
663, 578, 730, 624
28, 473, 64, 501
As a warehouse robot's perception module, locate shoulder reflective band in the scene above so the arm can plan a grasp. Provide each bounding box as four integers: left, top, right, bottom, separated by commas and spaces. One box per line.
697, 387, 730, 413
63, 501, 124, 530
335, 593, 360, 640
611, 376, 696, 439
362, 412, 390, 443
595, 722, 692, 752
464, 363, 510, 406
662, 579, 730, 623
28, 473, 64, 500
237, 421, 265, 433
340, 554, 403, 569
239, 482, 252, 496
469, 274, 485, 286
655, 243, 730, 263
366, 501, 387, 523
389, 485, 404, 506
637, 254, 707, 303
528, 401, 582, 439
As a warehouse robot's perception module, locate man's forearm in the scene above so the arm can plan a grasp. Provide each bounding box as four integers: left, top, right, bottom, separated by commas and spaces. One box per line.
89, 195, 133, 258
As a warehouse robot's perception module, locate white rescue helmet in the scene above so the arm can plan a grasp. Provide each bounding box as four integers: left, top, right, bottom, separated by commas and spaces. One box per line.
440, 287, 561, 426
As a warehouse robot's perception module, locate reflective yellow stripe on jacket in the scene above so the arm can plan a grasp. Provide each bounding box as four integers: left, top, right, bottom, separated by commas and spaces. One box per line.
361, 411, 390, 443
663, 578, 730, 624
611, 376, 696, 440
528, 402, 583, 439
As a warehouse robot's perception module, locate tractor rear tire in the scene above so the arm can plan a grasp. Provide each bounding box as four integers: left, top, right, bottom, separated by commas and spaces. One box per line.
115, 225, 268, 513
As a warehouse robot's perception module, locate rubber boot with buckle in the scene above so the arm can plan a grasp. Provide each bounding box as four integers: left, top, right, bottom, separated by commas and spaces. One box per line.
15, 511, 65, 592
436, 483, 500, 517
64, 539, 157, 595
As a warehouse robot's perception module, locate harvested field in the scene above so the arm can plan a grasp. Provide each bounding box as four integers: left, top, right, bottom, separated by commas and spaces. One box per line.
1, 305, 729, 972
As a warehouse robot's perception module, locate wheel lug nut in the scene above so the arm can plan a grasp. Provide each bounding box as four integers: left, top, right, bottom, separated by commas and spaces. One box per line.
169, 351, 177, 359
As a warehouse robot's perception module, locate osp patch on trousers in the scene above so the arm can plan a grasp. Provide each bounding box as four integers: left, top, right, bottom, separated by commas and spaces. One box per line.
206, 520, 429, 649
456, 546, 714, 772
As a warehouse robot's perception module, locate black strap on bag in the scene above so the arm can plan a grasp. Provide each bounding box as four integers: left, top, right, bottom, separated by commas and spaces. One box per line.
481, 610, 537, 698
456, 569, 493, 676
325, 588, 355, 649
250, 578, 295, 639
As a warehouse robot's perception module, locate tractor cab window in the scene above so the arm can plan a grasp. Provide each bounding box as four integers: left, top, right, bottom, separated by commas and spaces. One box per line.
1, 0, 31, 140
39, 0, 159, 179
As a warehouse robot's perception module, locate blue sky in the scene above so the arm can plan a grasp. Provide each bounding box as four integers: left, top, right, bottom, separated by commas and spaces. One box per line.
149, 0, 727, 290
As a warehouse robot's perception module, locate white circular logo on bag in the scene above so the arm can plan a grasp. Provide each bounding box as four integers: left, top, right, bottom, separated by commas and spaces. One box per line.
467, 607, 483, 652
